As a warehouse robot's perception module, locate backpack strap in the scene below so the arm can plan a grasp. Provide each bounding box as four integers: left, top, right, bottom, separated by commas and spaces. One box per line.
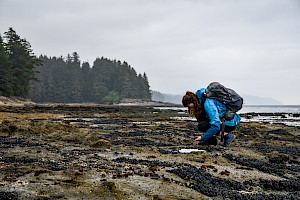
200, 94, 206, 107
220, 118, 226, 142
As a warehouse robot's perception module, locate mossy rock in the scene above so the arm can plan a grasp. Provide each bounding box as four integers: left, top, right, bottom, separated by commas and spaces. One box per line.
267, 151, 290, 164
91, 139, 111, 148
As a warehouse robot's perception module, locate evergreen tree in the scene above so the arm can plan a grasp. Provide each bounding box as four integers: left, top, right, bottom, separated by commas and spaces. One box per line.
53, 56, 70, 103
142, 73, 151, 99
91, 57, 115, 102
66, 52, 83, 102
3, 28, 40, 98
121, 72, 134, 99
114, 60, 125, 95
0, 35, 13, 96
81, 62, 92, 102
32, 56, 57, 102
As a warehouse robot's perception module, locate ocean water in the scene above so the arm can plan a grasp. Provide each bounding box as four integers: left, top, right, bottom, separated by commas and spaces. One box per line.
239, 105, 300, 114
156, 105, 300, 127
156, 105, 300, 113
238, 106, 300, 127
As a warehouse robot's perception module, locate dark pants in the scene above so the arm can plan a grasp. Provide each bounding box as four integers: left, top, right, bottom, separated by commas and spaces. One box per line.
197, 120, 236, 145
197, 119, 236, 133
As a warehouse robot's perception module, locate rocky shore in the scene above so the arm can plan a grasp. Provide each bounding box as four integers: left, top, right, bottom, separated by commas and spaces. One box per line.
0, 104, 299, 199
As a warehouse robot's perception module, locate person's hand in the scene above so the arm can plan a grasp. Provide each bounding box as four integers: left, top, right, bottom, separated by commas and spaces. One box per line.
195, 136, 202, 141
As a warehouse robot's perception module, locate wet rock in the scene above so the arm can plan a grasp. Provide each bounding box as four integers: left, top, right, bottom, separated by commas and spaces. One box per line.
34, 169, 48, 176
111, 138, 174, 147
148, 163, 159, 172
223, 153, 300, 177
258, 178, 300, 192
0, 136, 43, 148
158, 148, 179, 154
0, 192, 19, 200
267, 152, 290, 164
220, 170, 230, 176
167, 166, 245, 198
0, 120, 18, 134
91, 139, 111, 148
168, 166, 300, 199
267, 129, 293, 136
249, 144, 300, 157
42, 160, 67, 171
0, 156, 40, 164
104, 131, 145, 138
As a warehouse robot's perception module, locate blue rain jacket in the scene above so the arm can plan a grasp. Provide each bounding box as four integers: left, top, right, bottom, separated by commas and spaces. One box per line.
196, 88, 241, 142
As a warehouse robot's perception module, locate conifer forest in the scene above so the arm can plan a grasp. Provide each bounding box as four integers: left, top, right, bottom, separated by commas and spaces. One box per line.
0, 28, 151, 103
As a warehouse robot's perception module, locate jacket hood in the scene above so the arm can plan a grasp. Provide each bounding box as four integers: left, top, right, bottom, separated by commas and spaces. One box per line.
196, 88, 206, 100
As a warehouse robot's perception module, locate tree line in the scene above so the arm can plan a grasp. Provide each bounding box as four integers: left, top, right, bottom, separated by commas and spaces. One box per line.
0, 28, 151, 103
30, 54, 151, 103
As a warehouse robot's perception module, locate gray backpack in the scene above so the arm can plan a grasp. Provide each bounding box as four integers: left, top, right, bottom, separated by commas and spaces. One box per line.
204, 82, 243, 120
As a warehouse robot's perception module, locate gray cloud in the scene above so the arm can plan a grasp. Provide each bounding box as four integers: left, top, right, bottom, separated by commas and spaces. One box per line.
1, 0, 299, 104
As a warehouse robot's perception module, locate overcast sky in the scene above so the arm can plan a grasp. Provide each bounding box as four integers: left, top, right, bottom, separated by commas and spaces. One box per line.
1, 0, 300, 104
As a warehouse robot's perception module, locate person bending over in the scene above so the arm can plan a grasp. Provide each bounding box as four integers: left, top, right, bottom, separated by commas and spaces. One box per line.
182, 89, 241, 147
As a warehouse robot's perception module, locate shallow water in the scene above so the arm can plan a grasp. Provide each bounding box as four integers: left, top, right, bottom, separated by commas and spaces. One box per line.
239, 105, 300, 114
155, 105, 300, 113
241, 115, 300, 127
158, 106, 300, 127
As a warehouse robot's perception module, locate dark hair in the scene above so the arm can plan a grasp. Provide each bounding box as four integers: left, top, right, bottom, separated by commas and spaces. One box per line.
182, 91, 202, 119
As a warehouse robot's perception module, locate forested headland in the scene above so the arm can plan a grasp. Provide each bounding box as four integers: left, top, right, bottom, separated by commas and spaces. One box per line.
0, 28, 151, 103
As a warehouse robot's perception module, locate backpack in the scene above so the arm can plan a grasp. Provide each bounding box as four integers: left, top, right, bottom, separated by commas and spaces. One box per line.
203, 82, 243, 120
